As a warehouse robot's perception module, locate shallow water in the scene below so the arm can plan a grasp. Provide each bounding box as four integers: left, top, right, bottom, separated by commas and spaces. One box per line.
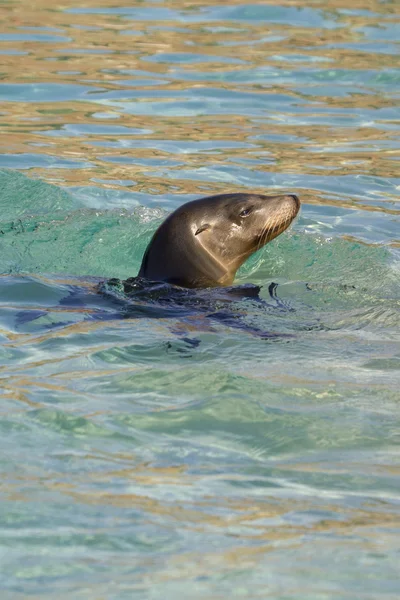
0, 1, 399, 598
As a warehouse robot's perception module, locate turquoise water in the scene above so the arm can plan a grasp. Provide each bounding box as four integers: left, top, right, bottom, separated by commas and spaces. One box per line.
0, 1, 399, 598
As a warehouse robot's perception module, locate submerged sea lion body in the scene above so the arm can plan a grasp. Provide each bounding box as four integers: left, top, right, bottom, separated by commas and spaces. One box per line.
138, 192, 300, 288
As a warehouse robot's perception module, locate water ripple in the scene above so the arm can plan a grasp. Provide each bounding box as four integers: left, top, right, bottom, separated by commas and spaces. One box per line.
0, 0, 399, 598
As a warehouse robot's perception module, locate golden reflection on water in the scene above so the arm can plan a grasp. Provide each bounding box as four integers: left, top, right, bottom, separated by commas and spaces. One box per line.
0, 0, 399, 208
1, 457, 398, 575
0, 3, 399, 590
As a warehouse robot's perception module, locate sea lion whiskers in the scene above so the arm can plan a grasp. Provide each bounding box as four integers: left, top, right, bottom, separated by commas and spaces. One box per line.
258, 203, 295, 251
257, 212, 280, 252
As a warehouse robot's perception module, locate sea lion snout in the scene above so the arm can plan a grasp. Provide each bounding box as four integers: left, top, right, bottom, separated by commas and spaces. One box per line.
266, 193, 300, 214
287, 193, 301, 214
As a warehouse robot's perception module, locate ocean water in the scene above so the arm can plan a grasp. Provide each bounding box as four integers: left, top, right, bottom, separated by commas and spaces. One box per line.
0, 1, 399, 598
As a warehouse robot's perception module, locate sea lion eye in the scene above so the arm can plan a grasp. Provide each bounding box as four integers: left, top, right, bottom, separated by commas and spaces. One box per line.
239, 207, 252, 218
195, 224, 210, 235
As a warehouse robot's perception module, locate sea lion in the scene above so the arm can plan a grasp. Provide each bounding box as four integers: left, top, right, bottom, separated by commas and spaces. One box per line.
138, 192, 300, 288
11, 192, 300, 342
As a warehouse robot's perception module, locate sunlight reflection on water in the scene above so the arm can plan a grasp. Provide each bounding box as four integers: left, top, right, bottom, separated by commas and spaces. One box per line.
0, 1, 399, 598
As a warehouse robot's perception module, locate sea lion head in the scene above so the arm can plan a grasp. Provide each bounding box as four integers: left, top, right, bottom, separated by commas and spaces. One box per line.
139, 192, 300, 288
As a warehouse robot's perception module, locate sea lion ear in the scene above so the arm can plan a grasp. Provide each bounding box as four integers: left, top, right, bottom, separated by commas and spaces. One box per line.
195, 224, 210, 236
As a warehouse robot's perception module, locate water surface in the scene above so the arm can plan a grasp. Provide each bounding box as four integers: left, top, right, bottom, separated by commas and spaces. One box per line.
0, 1, 399, 598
